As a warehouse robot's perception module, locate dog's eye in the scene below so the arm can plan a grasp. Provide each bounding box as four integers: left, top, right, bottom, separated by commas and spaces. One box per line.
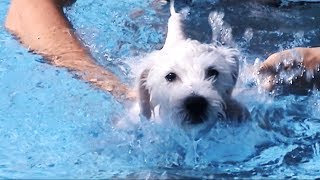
165, 72, 177, 82
206, 67, 219, 79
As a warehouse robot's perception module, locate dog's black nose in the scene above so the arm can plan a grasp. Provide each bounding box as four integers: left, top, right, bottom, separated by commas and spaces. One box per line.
183, 95, 208, 124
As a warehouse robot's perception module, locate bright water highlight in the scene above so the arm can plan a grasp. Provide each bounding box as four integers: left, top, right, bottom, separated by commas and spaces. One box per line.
1, 0, 320, 178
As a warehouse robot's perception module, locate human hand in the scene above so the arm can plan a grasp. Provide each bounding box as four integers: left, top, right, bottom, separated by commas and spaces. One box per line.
98, 81, 137, 103
124, 88, 138, 102
258, 48, 319, 94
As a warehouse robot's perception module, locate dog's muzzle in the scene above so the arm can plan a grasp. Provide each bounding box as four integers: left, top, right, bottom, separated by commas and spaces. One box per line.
183, 95, 209, 124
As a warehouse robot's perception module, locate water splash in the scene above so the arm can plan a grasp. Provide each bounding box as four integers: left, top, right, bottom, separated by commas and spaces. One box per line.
209, 11, 234, 46
2, 0, 320, 179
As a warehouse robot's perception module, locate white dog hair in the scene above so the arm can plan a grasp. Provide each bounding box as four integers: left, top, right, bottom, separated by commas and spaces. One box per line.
127, 0, 249, 128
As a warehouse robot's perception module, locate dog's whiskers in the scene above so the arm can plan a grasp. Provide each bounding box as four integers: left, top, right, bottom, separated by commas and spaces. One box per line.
133, 0, 248, 129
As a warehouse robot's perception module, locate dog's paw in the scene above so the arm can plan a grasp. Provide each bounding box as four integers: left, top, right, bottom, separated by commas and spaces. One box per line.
226, 99, 250, 123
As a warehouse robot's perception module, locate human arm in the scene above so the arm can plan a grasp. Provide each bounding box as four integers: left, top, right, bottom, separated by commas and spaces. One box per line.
260, 47, 320, 71
5, 0, 136, 102
258, 47, 320, 93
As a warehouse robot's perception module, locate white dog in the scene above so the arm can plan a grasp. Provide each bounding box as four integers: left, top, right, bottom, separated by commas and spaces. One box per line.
129, 1, 249, 129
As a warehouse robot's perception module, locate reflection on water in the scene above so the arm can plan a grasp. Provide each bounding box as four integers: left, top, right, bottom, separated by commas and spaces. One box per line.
1, 0, 320, 178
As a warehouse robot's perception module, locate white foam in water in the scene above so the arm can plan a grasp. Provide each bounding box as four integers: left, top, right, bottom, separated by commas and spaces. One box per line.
98, 119, 271, 169
243, 28, 253, 43
209, 11, 234, 46
1, 0, 320, 179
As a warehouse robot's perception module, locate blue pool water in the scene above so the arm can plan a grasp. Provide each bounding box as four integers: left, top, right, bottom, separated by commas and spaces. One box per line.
1, 0, 320, 178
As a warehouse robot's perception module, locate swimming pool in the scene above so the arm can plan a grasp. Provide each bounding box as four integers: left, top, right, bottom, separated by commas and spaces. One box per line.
1, 0, 320, 178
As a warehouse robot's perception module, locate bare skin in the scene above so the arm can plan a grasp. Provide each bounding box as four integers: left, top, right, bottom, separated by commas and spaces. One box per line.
259, 47, 320, 92
5, 0, 136, 103
5, 0, 320, 103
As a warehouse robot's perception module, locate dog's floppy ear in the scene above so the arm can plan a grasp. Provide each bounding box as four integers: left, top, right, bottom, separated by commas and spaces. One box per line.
138, 69, 152, 119
226, 51, 240, 95
163, 0, 186, 49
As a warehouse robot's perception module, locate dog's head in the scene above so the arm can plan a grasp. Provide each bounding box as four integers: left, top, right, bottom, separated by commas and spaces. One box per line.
137, 1, 239, 127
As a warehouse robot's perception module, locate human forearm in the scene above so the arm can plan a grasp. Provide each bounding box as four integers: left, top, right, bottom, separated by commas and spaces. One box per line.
5, 0, 135, 101
258, 47, 320, 93
260, 47, 320, 72
5, 0, 78, 57
300, 47, 320, 69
